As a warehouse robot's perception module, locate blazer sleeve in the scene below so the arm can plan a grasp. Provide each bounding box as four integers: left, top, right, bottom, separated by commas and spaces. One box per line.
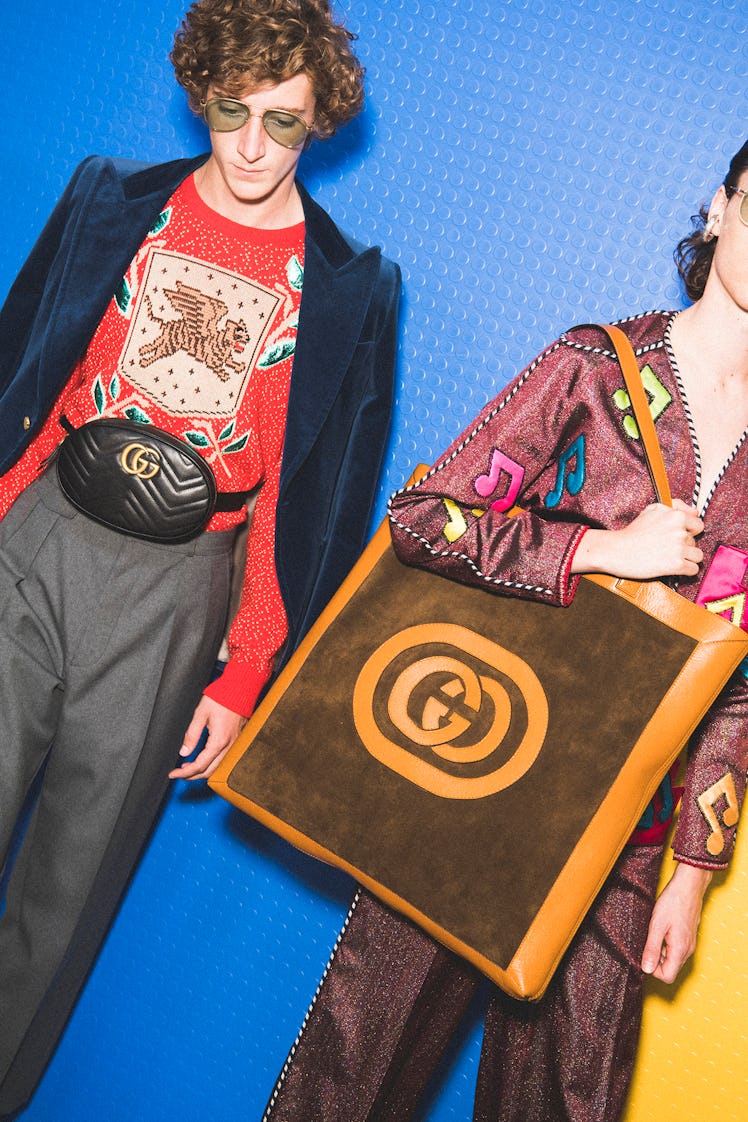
323, 256, 401, 577
276, 253, 402, 662
0, 158, 98, 398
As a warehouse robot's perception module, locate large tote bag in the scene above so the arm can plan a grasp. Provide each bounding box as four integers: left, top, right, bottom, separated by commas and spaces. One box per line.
210, 325, 748, 1000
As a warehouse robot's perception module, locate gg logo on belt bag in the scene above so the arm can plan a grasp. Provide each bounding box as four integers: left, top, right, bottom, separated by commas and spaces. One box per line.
119, 442, 162, 480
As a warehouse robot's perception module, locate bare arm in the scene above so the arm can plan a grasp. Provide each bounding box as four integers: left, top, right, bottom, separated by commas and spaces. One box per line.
571, 498, 704, 580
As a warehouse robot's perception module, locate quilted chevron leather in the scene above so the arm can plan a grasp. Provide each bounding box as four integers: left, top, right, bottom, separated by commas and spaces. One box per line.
56, 418, 217, 543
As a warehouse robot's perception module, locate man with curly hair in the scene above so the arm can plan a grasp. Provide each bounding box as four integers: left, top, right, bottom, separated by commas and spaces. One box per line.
0, 1, 400, 1113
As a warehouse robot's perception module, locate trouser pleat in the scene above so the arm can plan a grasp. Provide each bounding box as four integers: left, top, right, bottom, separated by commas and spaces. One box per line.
0, 471, 234, 1113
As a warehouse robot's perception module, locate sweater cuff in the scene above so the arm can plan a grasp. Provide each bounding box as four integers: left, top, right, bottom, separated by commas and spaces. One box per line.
203, 659, 269, 719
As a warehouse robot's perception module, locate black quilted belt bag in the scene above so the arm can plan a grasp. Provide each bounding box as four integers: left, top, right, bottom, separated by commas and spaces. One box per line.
55, 416, 245, 544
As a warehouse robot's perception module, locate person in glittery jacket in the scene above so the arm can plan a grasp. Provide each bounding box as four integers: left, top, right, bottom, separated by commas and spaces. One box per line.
261, 138, 748, 1122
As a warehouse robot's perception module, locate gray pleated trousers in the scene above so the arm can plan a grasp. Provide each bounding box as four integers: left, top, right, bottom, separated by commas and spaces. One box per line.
0, 468, 235, 1115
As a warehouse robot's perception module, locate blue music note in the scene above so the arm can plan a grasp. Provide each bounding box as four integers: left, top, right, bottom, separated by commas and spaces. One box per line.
544, 434, 586, 509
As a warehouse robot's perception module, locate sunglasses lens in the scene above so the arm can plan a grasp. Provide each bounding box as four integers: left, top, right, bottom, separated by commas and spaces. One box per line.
204, 99, 249, 132
262, 110, 309, 148
204, 99, 310, 145
740, 191, 748, 227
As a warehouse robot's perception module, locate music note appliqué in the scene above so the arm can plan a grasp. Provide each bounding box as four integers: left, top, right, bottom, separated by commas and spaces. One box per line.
611, 364, 672, 439
473, 448, 525, 512
697, 772, 739, 857
544, 434, 586, 509
441, 498, 486, 544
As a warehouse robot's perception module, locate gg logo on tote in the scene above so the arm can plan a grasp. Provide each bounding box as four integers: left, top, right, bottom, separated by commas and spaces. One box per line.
119, 442, 162, 480
353, 623, 548, 799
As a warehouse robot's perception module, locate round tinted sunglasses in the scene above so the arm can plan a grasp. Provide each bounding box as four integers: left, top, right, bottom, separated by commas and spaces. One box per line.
202, 97, 313, 148
727, 185, 748, 225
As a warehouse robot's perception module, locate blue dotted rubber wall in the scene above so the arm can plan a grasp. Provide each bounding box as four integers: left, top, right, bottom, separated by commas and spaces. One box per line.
1, 1, 746, 1119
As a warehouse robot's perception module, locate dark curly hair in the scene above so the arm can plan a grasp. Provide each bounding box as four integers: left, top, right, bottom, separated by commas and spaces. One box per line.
171, 0, 365, 139
674, 137, 748, 302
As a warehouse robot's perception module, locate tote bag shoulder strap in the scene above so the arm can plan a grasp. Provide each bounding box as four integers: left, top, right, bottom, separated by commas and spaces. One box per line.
574, 322, 672, 507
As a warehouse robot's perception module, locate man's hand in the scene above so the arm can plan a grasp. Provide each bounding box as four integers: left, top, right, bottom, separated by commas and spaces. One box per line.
641, 862, 713, 984
169, 695, 247, 781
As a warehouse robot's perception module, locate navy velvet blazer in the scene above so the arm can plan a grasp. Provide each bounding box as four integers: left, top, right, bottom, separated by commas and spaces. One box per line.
0, 154, 401, 670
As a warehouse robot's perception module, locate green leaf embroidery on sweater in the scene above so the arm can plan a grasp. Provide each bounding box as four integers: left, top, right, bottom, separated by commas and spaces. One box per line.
259, 339, 295, 367
223, 433, 249, 454
287, 254, 304, 291
184, 430, 211, 448
123, 406, 152, 424
93, 378, 105, 414
114, 276, 132, 315
148, 208, 172, 237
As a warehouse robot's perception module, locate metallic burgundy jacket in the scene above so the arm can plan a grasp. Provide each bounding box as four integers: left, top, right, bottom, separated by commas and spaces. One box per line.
389, 312, 748, 869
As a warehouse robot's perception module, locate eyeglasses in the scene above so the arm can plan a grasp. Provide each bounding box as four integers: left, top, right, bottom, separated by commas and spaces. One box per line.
202, 97, 313, 148
727, 185, 748, 226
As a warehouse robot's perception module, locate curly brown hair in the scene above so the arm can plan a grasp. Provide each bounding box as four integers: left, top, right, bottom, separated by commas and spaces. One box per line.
674, 137, 748, 302
171, 0, 365, 139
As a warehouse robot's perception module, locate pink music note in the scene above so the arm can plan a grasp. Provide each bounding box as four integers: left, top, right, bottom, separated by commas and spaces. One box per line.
474, 449, 525, 513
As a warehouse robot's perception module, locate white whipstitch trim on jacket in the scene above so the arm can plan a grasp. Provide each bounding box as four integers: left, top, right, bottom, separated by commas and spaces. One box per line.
562, 337, 664, 361
386, 315, 673, 599
701, 430, 748, 516
663, 313, 701, 507
261, 889, 363, 1120
664, 313, 748, 514
386, 515, 556, 598
560, 311, 668, 361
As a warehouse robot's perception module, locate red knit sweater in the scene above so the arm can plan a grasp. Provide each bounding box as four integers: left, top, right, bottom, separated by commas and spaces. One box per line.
0, 174, 305, 716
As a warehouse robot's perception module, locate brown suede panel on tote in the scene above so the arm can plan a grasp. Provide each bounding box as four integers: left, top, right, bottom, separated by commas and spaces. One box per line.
225, 546, 695, 970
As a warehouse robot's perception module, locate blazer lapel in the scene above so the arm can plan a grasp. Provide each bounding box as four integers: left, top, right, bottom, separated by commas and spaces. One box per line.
36, 159, 380, 490
280, 187, 383, 484
40, 155, 208, 376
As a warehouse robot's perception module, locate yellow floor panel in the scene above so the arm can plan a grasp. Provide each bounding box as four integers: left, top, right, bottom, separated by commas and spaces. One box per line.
624, 824, 747, 1119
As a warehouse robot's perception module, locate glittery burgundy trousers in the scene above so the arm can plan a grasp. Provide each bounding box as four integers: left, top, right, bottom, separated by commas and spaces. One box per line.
262, 845, 662, 1122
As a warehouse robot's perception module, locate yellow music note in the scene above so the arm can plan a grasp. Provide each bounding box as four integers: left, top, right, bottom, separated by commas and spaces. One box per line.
612, 364, 673, 440
441, 499, 487, 543
442, 498, 467, 543
697, 772, 739, 856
